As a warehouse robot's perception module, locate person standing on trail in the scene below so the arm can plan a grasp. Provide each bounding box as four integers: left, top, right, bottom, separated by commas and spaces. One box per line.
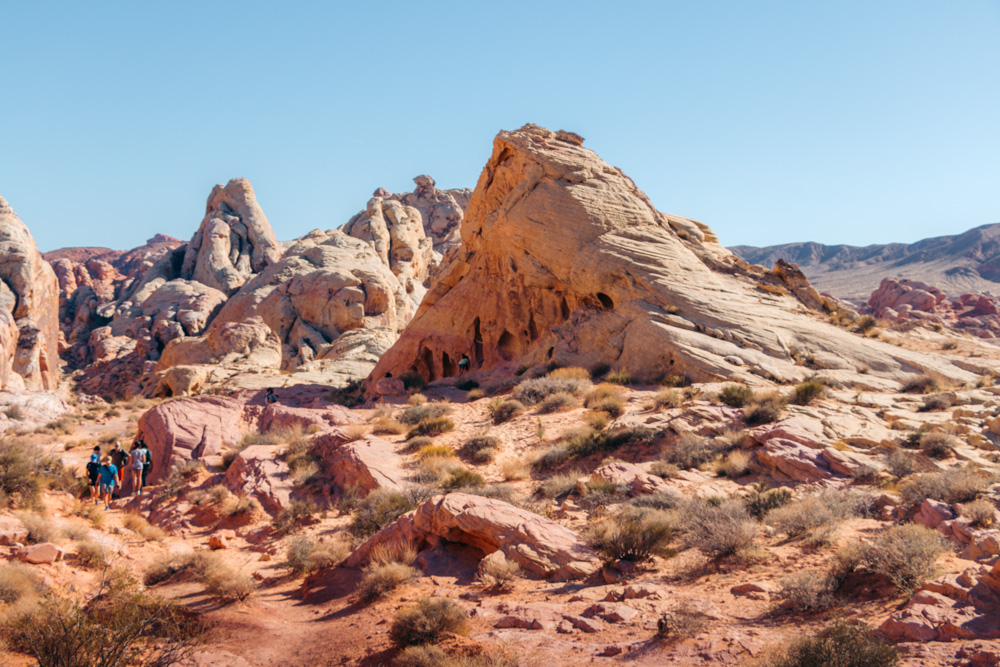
99, 455, 118, 510
86, 446, 101, 504
110, 442, 127, 489
128, 442, 146, 496
139, 439, 152, 488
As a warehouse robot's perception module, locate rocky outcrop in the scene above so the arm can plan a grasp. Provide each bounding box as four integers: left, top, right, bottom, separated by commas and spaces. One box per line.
366, 125, 977, 391
225, 445, 295, 515
0, 195, 59, 390
867, 277, 1000, 339
357, 176, 471, 253
312, 433, 407, 495
346, 493, 601, 580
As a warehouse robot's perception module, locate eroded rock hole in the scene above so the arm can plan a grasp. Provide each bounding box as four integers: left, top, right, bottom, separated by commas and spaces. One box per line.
442, 351, 457, 377
497, 330, 517, 362
597, 292, 614, 310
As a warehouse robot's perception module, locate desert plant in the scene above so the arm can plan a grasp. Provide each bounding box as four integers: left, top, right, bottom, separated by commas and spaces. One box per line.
628, 490, 681, 511
865, 524, 949, 593
588, 506, 674, 563
718, 384, 753, 408
684, 499, 759, 560
663, 433, 724, 470
792, 380, 825, 405
886, 449, 923, 478
466, 389, 485, 401
351, 489, 417, 537
15, 510, 62, 544
768, 496, 839, 542
461, 436, 501, 464
764, 620, 898, 667
74, 539, 109, 569
898, 467, 992, 508
777, 571, 837, 612
500, 458, 530, 481
122, 513, 167, 541
512, 377, 589, 405
400, 403, 451, 425
650, 389, 681, 410
918, 431, 958, 459
532, 445, 569, 471
283, 537, 349, 576
548, 367, 590, 381
440, 466, 485, 490
959, 498, 997, 528
358, 561, 419, 602
407, 417, 455, 439
583, 383, 620, 407
417, 444, 457, 461
3, 405, 25, 421
583, 410, 610, 430
536, 391, 578, 414
455, 379, 479, 391
371, 415, 407, 435
715, 450, 751, 478
743, 392, 786, 425
537, 472, 580, 499
271, 499, 316, 534
490, 399, 525, 425
408, 393, 428, 406
655, 600, 710, 640
605, 369, 632, 385
390, 598, 468, 647
399, 371, 426, 391
477, 555, 522, 590
0, 561, 46, 608
919, 394, 954, 412
901, 374, 940, 394
855, 315, 878, 333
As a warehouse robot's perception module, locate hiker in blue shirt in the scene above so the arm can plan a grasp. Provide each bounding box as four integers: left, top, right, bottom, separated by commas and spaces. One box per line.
99, 455, 118, 510
86, 446, 101, 504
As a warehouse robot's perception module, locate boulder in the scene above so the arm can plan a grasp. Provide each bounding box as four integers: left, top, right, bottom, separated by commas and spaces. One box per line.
19, 542, 63, 564
589, 461, 674, 496
313, 433, 407, 495
0, 516, 27, 545
346, 493, 600, 580
224, 445, 295, 515
0, 194, 59, 390
915, 499, 957, 530
365, 124, 975, 391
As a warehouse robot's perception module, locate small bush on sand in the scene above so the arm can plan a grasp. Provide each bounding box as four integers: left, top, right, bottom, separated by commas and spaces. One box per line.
628, 490, 682, 511
548, 367, 590, 381
855, 315, 878, 333
417, 444, 456, 461
372, 415, 407, 435
407, 417, 455, 439
655, 599, 710, 640
74, 540, 108, 569
585, 396, 624, 418
605, 369, 632, 386
283, 537, 350, 577
477, 554, 522, 590
886, 449, 923, 478
768, 496, 842, 543
901, 374, 940, 394
715, 450, 751, 478
441, 466, 485, 490
15, 511, 61, 544
865, 524, 949, 593
358, 561, 419, 603
899, 467, 991, 508
583, 383, 621, 408
490, 400, 525, 425
390, 598, 468, 647
684, 499, 759, 560
462, 436, 501, 464
400, 371, 426, 391
0, 560, 46, 613
512, 377, 589, 406
532, 445, 569, 471
466, 389, 485, 401
743, 392, 786, 426
400, 403, 450, 425
271, 499, 315, 534
651, 389, 681, 410
408, 393, 428, 406
0, 437, 66, 508
663, 433, 724, 470
500, 458, 530, 481
584, 411, 610, 430
719, 384, 753, 408
122, 513, 167, 541
960, 498, 997, 528
588, 506, 674, 563
764, 620, 898, 667
918, 431, 957, 459
537, 472, 580, 499
536, 392, 578, 414
351, 489, 417, 537
919, 394, 954, 412
200, 559, 256, 602
792, 380, 825, 406
777, 571, 837, 612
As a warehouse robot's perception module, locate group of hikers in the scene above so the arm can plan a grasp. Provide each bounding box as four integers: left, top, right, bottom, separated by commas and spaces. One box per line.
86, 440, 152, 510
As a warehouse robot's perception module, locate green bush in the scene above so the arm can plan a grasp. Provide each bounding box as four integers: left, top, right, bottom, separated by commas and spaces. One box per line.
441, 467, 485, 490
588, 506, 674, 563
684, 499, 759, 559
512, 377, 589, 406
765, 621, 898, 667
743, 392, 786, 426
351, 489, 417, 537
605, 370, 632, 386
719, 384, 753, 408
792, 380, 825, 406
407, 417, 455, 439
400, 403, 451, 426
390, 598, 467, 647
490, 400, 525, 425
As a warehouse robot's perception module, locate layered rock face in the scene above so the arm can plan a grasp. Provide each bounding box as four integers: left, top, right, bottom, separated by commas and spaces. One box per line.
0, 195, 59, 390
867, 278, 1000, 339
367, 125, 976, 390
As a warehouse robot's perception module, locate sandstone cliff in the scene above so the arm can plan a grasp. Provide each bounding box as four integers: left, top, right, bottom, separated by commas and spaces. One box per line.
0, 195, 59, 390
366, 125, 977, 390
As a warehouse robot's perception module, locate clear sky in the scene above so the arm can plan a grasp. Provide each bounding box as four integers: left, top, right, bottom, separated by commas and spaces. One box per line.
1, 1, 998, 252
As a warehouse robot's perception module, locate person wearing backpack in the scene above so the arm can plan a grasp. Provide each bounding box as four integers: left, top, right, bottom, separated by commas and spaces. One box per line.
128, 442, 146, 496
109, 442, 127, 489
99, 455, 118, 510
86, 446, 101, 504
139, 440, 152, 488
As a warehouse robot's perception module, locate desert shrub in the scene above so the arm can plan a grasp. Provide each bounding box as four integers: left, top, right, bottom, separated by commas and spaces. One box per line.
584, 410, 610, 430
417, 444, 456, 461
358, 562, 419, 603
351, 489, 417, 537
532, 445, 569, 471
404, 436, 434, 452
792, 380, 825, 406
0, 561, 45, 607
684, 499, 759, 559
901, 374, 939, 394
490, 400, 525, 425
898, 467, 991, 508
655, 600, 710, 640
918, 431, 957, 459
461, 436, 501, 464
466, 389, 485, 401
283, 537, 349, 577
394, 645, 449, 667
886, 449, 923, 478
441, 466, 485, 490
372, 416, 407, 435
10, 586, 205, 667
777, 571, 837, 612
75, 539, 109, 569
855, 315, 878, 333
605, 369, 632, 385
588, 506, 674, 563
586, 396, 624, 418
919, 394, 954, 412
500, 458, 530, 481
663, 433, 724, 470
628, 490, 681, 511
866, 524, 949, 593
768, 496, 839, 541
4, 405, 25, 420
718, 384, 753, 408
122, 513, 167, 541
400, 403, 451, 425
408, 393, 428, 406
197, 559, 256, 602
15, 511, 62, 544
0, 438, 57, 508
583, 383, 620, 407
742, 484, 791, 519
537, 472, 580, 499
462, 483, 518, 505
715, 450, 751, 478
400, 371, 426, 391
477, 555, 522, 590
764, 620, 898, 667
650, 389, 681, 410
512, 377, 589, 406
407, 417, 455, 439
390, 598, 468, 647
562, 425, 648, 459
536, 391, 578, 414
743, 392, 786, 425
271, 499, 316, 534
960, 498, 997, 528
548, 367, 590, 381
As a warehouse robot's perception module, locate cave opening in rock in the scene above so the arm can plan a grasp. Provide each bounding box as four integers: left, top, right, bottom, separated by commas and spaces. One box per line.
560, 296, 570, 320
442, 351, 457, 377
421, 347, 436, 381
497, 330, 517, 362
596, 292, 614, 310
472, 317, 484, 366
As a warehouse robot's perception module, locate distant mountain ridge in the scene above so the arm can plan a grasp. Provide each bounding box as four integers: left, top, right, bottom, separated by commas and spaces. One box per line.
730, 222, 1000, 302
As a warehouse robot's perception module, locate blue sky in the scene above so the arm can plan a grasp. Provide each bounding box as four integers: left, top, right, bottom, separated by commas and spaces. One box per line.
1, 1, 998, 252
